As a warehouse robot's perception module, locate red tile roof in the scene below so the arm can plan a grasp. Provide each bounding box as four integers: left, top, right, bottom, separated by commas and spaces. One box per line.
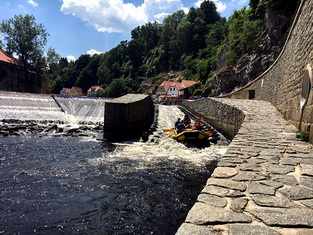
159, 81, 181, 93
0, 49, 22, 66
181, 80, 197, 89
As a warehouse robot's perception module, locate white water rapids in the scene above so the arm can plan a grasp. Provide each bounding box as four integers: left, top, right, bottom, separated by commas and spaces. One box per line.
92, 105, 229, 168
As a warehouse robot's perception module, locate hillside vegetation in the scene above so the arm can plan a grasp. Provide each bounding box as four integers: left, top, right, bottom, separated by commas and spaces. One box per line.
47, 0, 299, 97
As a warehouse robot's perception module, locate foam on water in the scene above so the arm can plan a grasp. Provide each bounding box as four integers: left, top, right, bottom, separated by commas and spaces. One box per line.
91, 105, 229, 167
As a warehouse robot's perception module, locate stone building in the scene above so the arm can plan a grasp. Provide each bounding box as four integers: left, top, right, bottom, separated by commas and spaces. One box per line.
0, 49, 47, 93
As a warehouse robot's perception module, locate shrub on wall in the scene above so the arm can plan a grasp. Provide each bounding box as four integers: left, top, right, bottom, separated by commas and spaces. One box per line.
297, 131, 310, 142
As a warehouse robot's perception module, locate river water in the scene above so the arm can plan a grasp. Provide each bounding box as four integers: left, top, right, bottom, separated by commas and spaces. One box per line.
0, 93, 228, 234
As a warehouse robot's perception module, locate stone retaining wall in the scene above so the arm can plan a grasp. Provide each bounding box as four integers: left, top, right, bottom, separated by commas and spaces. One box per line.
182, 99, 245, 140
103, 94, 154, 141
221, 0, 313, 143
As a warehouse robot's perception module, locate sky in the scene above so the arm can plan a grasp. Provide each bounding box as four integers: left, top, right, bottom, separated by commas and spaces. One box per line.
0, 0, 249, 61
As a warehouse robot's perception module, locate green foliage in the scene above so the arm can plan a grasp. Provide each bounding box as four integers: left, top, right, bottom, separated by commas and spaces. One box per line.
227, 7, 263, 56
193, 89, 202, 96
103, 78, 131, 98
225, 50, 237, 66
297, 131, 310, 142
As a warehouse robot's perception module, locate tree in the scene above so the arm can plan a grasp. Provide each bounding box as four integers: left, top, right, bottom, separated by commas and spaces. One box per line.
46, 47, 61, 70
0, 14, 49, 92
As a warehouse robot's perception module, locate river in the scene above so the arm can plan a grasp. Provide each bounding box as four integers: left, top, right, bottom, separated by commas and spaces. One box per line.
0, 93, 228, 234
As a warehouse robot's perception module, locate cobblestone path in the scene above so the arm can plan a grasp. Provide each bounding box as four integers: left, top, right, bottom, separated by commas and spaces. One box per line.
177, 99, 313, 235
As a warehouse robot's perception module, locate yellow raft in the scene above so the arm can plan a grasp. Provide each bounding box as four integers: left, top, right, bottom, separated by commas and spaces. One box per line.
170, 129, 213, 141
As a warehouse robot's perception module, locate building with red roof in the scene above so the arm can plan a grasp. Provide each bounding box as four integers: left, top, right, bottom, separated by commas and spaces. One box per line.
0, 49, 47, 93
156, 79, 198, 101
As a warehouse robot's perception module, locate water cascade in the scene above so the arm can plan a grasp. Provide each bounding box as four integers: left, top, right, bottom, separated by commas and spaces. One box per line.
54, 96, 109, 124
0, 92, 67, 122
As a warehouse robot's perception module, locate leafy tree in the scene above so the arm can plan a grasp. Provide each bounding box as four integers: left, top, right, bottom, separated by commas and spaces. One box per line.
0, 14, 49, 91
227, 8, 263, 56
46, 47, 61, 69
103, 78, 131, 97
76, 55, 100, 91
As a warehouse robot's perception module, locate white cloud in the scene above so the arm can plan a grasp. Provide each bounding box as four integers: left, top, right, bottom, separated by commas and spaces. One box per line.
27, 0, 38, 7
67, 55, 76, 62
18, 4, 25, 8
87, 49, 103, 56
195, 0, 227, 13
230, 0, 248, 5
60, 0, 186, 34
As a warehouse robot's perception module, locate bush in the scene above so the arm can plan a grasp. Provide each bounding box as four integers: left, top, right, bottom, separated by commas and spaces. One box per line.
297, 131, 310, 142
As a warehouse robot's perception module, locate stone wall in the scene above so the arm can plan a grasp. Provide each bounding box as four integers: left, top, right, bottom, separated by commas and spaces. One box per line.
103, 94, 154, 141
182, 98, 245, 140
221, 0, 313, 142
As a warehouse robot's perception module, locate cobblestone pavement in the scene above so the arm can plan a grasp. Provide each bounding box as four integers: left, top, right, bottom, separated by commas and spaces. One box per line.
177, 99, 313, 235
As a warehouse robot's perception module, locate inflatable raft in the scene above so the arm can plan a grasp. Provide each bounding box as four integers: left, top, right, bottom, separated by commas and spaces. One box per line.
171, 129, 213, 141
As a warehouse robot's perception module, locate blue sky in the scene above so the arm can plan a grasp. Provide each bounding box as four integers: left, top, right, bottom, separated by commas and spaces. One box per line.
0, 0, 249, 61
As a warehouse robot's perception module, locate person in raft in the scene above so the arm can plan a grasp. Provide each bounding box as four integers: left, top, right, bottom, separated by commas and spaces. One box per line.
176, 121, 186, 133
182, 114, 191, 128
192, 118, 202, 130
174, 118, 181, 128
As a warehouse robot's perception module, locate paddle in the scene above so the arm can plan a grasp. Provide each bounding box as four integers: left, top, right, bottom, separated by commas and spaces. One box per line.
163, 128, 174, 132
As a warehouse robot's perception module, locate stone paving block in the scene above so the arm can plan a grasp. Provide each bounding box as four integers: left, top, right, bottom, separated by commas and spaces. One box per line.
251, 194, 295, 208
185, 203, 252, 225
238, 163, 262, 172
201, 186, 229, 197
299, 199, 313, 209
207, 178, 247, 191
176, 223, 224, 235
301, 164, 313, 176
272, 175, 298, 186
265, 164, 295, 174
248, 182, 276, 195
197, 194, 228, 208
228, 225, 280, 235
288, 153, 313, 159
211, 167, 238, 178
259, 180, 284, 188
300, 176, 313, 189
293, 229, 313, 235
232, 172, 267, 181
280, 185, 313, 200
246, 158, 268, 164
247, 208, 313, 227
226, 190, 246, 198
280, 158, 299, 166
229, 197, 248, 212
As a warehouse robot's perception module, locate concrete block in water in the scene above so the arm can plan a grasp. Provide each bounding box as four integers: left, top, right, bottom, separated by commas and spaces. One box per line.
103, 94, 154, 141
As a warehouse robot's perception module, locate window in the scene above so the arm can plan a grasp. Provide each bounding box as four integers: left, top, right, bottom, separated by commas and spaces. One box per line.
248, 90, 255, 99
